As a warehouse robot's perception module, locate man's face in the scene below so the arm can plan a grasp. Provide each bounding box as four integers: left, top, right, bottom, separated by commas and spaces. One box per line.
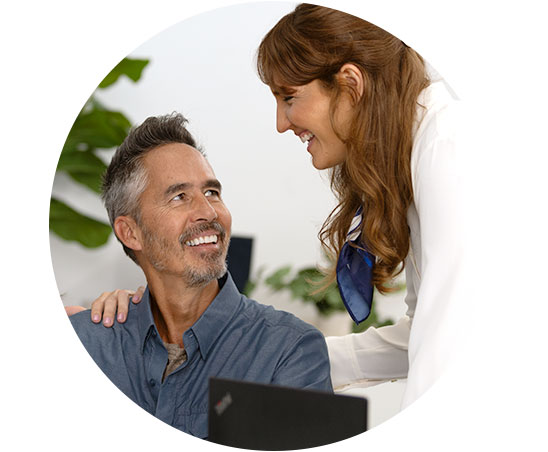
135, 143, 232, 287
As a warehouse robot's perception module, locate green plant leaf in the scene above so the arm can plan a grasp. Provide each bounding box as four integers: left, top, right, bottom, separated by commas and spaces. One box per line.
264, 266, 292, 290
288, 276, 312, 300
292, 268, 321, 297
295, 267, 323, 280
50, 198, 111, 248
51, 56, 148, 249
314, 299, 332, 315
242, 280, 256, 298
242, 266, 266, 297
325, 284, 345, 311
99, 58, 150, 89
63, 107, 131, 152
67, 171, 104, 194
57, 150, 107, 193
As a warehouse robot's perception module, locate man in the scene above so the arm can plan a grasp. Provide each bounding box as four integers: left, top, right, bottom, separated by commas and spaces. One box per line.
69, 113, 332, 438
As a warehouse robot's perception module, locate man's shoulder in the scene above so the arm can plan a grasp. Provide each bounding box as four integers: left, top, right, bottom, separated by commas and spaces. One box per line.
69, 308, 145, 369
70, 309, 111, 333
239, 296, 323, 338
69, 308, 136, 344
236, 296, 332, 392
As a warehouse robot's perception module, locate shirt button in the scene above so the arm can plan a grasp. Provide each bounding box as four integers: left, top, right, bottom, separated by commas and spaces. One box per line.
149, 379, 156, 387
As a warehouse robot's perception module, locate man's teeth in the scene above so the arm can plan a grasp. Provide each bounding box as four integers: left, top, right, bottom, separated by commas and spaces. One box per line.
185, 235, 218, 247
300, 132, 315, 143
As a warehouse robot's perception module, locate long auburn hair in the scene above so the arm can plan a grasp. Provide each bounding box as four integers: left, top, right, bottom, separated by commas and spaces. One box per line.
257, 4, 430, 293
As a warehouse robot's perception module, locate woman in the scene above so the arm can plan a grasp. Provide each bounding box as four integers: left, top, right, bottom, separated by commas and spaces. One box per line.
69, 3, 462, 408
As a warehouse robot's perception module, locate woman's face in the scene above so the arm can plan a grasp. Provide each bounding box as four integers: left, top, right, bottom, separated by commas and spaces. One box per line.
272, 79, 354, 170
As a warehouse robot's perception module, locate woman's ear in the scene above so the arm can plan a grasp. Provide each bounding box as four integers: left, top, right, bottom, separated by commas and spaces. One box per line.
114, 216, 143, 252
336, 63, 364, 102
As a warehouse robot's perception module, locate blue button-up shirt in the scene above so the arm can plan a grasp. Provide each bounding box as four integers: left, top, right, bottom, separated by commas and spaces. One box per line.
70, 273, 332, 438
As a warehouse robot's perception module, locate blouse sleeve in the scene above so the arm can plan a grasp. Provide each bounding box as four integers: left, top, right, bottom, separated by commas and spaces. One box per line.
326, 260, 416, 391
402, 97, 464, 406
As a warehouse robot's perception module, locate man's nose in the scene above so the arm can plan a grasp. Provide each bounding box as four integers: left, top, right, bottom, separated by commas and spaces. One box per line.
276, 104, 291, 134
191, 195, 218, 223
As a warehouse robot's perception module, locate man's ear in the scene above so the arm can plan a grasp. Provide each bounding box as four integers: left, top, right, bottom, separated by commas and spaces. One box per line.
336, 63, 364, 102
114, 216, 143, 252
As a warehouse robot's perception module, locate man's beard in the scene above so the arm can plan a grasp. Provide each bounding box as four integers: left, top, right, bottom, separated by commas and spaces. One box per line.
140, 221, 229, 287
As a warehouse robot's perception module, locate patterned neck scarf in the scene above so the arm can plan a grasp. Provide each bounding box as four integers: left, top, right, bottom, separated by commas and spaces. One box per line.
336, 207, 375, 324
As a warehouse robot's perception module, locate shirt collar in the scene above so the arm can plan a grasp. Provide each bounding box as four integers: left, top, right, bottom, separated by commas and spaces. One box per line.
136, 272, 242, 357
136, 287, 158, 355
187, 272, 242, 359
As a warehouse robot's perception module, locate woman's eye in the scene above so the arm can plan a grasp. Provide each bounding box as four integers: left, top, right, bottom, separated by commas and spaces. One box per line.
283, 96, 294, 102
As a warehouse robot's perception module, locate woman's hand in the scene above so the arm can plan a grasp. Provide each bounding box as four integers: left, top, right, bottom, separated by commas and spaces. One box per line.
90, 287, 146, 327
64, 286, 146, 327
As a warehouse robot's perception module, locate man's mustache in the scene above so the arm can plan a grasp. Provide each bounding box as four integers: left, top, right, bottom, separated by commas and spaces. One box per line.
178, 222, 227, 246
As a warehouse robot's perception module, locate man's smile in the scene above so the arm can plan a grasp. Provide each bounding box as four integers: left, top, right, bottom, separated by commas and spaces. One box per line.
184, 234, 219, 247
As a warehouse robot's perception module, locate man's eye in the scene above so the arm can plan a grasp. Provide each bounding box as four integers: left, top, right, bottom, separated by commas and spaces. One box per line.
172, 193, 185, 201
205, 189, 220, 198
283, 96, 294, 102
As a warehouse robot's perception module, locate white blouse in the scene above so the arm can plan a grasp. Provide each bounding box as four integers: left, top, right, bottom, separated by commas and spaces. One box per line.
326, 80, 464, 407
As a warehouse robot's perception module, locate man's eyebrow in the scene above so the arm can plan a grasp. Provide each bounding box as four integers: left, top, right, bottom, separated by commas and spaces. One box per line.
203, 179, 222, 191
164, 179, 222, 197
164, 182, 191, 197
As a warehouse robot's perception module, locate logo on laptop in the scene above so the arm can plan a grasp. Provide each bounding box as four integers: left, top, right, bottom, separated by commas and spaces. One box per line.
214, 392, 233, 416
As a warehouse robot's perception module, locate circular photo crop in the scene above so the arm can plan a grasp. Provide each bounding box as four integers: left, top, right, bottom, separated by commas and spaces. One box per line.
50, 2, 463, 449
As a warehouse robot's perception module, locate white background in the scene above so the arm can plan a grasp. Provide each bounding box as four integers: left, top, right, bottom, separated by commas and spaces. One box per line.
2, 0, 548, 451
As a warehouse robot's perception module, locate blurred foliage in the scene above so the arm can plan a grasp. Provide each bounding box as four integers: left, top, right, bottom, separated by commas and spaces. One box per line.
246, 265, 405, 333
50, 198, 112, 248
50, 58, 149, 248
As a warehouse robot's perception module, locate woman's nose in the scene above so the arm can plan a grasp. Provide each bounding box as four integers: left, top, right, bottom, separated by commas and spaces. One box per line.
276, 104, 291, 134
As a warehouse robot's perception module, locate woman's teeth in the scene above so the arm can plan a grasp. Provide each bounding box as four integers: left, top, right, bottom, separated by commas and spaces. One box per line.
185, 235, 218, 247
300, 132, 315, 143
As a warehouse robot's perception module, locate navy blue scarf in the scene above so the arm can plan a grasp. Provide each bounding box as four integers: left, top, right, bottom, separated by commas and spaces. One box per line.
336, 208, 375, 325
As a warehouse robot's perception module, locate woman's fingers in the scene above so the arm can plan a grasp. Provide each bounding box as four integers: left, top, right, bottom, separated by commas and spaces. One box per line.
131, 286, 146, 304
90, 290, 135, 327
90, 292, 108, 324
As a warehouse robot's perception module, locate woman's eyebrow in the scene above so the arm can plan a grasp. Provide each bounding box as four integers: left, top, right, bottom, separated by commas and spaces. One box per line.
271, 85, 296, 96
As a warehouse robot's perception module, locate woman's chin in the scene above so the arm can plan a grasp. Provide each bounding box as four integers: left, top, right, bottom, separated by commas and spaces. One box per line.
310, 157, 323, 170
309, 151, 327, 170
310, 155, 337, 171
308, 144, 346, 170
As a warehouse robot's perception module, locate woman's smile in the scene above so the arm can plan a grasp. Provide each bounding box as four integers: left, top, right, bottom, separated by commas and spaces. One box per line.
274, 79, 350, 170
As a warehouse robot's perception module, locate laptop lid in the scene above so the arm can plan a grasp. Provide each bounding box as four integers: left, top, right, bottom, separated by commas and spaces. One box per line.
208, 377, 367, 450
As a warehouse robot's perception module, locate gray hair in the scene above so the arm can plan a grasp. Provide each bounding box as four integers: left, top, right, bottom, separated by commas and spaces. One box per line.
101, 112, 202, 263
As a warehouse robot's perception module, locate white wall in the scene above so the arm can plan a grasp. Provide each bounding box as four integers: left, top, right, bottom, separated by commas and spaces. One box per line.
49, 1, 409, 428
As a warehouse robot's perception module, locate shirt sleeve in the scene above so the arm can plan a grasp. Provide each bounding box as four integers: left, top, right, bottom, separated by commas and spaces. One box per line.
326, 315, 411, 391
402, 99, 464, 406
271, 327, 333, 392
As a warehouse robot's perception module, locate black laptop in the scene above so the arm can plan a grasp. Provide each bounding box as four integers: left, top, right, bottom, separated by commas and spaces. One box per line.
208, 377, 368, 450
